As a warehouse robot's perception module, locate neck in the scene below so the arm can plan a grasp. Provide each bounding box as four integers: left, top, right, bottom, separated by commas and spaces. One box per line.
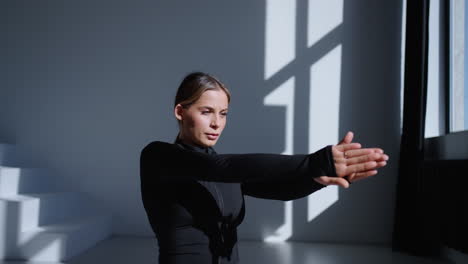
175, 134, 217, 156
176, 133, 207, 149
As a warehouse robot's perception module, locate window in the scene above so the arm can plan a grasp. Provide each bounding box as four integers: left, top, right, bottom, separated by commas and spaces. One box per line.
425, 0, 444, 138
425, 0, 468, 159
425, 0, 468, 137
450, 0, 468, 132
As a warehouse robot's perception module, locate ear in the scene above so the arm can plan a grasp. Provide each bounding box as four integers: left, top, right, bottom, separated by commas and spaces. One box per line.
174, 104, 184, 121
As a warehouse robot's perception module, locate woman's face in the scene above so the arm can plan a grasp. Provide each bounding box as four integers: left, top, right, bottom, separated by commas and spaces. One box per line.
175, 89, 229, 147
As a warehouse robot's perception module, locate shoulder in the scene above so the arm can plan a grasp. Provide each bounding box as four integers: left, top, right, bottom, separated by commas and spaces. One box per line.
139, 141, 186, 174
140, 141, 180, 158
142, 140, 172, 151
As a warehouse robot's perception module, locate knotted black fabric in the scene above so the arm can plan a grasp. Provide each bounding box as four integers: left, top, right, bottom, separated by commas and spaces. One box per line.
174, 137, 243, 263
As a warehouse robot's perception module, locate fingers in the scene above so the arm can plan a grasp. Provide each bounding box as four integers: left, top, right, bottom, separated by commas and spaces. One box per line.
343, 149, 374, 159
346, 153, 388, 165
344, 157, 388, 179
376, 161, 387, 169
330, 140, 389, 187
375, 154, 389, 163
334, 142, 362, 153
349, 170, 378, 182
372, 148, 384, 154
345, 161, 378, 175
318, 176, 350, 188
338, 131, 354, 145
331, 177, 350, 188
345, 153, 375, 165
344, 148, 384, 158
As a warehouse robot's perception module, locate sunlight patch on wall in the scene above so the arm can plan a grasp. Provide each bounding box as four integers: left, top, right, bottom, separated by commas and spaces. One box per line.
308, 45, 342, 153
263, 0, 297, 243
263, 0, 343, 241
264, 0, 296, 80
263, 77, 295, 243
308, 0, 343, 47
308, 45, 342, 222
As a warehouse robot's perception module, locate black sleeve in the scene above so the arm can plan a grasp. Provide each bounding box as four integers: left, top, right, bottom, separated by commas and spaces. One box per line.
140, 141, 336, 189
240, 146, 334, 201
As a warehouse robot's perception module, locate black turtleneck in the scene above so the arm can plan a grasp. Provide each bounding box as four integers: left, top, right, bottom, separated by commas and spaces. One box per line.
174, 136, 217, 155
173, 136, 244, 222
140, 137, 335, 264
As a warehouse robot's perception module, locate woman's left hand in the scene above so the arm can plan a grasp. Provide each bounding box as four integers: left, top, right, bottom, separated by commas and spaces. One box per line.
313, 131, 389, 188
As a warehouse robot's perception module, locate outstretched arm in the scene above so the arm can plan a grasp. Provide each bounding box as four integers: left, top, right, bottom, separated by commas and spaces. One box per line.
140, 141, 337, 201
140, 141, 336, 184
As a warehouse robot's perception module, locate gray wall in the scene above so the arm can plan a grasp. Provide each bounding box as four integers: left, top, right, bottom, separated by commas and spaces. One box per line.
2, 0, 402, 244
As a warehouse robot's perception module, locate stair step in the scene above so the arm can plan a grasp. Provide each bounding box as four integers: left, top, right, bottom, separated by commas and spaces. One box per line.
6, 214, 112, 262
0, 192, 99, 232
0, 166, 60, 195
0, 143, 112, 262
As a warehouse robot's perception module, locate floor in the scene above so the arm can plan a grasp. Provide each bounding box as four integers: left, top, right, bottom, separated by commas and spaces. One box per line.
1, 236, 454, 264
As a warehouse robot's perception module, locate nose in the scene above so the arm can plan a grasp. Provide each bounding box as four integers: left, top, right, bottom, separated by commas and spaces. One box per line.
210, 115, 219, 130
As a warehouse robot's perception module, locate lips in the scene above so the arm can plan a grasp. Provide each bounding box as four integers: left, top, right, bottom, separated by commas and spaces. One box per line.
206, 133, 219, 140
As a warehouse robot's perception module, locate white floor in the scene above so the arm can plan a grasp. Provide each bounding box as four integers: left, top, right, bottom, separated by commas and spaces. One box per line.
1, 236, 453, 264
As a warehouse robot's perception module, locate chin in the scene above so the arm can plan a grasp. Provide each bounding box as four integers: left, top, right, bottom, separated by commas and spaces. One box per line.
203, 139, 218, 147
204, 141, 216, 147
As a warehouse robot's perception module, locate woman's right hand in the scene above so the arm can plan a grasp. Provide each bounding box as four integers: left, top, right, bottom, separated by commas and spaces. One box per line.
313, 131, 389, 188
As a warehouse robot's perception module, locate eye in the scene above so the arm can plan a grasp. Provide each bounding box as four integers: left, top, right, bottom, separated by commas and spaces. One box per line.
201, 110, 210, 115
221, 112, 228, 116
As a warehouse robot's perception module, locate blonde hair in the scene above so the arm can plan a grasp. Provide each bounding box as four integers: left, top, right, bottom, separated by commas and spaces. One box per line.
174, 72, 231, 109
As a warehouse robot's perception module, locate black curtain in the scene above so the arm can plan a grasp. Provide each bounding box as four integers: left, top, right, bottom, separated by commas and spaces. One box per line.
392, 0, 434, 257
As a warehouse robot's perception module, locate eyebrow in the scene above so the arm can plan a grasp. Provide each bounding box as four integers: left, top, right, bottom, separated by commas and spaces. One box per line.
199, 106, 228, 111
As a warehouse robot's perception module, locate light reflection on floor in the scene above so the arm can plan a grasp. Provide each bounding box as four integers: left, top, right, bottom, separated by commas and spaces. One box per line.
1, 236, 452, 264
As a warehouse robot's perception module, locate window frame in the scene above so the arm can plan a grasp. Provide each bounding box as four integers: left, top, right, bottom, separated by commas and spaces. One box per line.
425, 0, 468, 160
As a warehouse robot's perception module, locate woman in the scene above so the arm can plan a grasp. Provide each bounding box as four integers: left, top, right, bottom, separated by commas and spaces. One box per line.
140, 72, 388, 264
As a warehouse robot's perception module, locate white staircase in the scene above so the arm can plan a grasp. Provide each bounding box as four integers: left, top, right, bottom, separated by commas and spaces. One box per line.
0, 143, 112, 262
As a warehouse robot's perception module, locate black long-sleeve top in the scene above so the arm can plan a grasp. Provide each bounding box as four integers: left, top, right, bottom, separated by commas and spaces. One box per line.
139, 137, 337, 264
